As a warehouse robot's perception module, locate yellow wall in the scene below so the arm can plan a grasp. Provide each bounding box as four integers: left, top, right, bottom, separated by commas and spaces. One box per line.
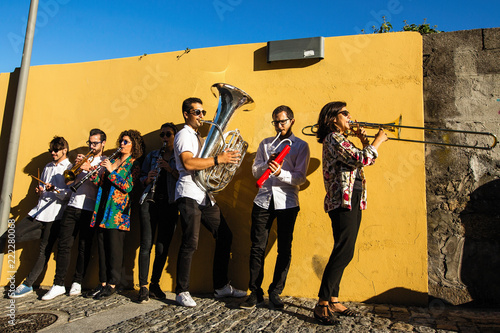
0, 31, 427, 304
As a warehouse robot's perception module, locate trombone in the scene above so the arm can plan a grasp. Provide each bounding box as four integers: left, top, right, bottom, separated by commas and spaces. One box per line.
302, 115, 498, 150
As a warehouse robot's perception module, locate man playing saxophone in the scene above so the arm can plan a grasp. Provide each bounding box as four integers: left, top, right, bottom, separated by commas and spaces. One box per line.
173, 97, 246, 307
42, 129, 107, 300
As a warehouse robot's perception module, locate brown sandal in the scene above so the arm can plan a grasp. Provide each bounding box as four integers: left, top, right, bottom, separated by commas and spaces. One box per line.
313, 304, 339, 325
329, 301, 360, 317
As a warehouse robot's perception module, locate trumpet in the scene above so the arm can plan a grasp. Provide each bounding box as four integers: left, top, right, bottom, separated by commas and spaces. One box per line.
70, 147, 122, 192
302, 115, 498, 150
64, 150, 95, 183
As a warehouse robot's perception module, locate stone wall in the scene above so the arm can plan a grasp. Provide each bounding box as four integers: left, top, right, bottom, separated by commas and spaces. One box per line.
423, 28, 500, 306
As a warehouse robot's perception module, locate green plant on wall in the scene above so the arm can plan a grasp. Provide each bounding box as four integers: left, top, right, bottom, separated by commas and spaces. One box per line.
402, 19, 441, 34
366, 17, 441, 35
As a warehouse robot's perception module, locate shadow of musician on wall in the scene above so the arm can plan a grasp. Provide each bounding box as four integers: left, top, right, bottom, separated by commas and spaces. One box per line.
459, 179, 500, 307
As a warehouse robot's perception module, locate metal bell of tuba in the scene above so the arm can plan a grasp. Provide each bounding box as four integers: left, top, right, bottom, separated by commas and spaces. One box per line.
194, 83, 254, 193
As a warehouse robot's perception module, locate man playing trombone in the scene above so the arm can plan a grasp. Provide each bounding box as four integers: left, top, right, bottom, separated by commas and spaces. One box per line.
42, 129, 107, 300
10, 136, 72, 299
240, 105, 310, 309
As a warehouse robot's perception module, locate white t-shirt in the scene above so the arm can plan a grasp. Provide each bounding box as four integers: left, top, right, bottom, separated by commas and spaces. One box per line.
174, 125, 215, 205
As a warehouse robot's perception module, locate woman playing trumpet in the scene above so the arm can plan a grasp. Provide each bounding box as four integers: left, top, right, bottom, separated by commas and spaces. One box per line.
87, 130, 143, 299
313, 102, 387, 325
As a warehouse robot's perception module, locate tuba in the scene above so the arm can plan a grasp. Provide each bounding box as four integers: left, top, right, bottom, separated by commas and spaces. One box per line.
194, 83, 254, 193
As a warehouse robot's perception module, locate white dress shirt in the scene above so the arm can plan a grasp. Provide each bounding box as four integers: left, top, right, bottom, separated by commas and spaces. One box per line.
252, 133, 310, 210
67, 155, 106, 211
28, 158, 72, 222
174, 125, 215, 205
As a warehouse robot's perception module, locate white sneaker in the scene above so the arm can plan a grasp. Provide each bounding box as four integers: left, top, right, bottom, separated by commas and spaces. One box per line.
214, 283, 247, 298
176, 291, 197, 307
42, 285, 66, 301
69, 282, 81, 296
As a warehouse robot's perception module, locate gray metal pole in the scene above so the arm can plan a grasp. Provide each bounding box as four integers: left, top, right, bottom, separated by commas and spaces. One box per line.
0, 0, 39, 277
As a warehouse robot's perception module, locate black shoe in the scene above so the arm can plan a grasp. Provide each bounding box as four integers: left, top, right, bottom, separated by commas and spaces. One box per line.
240, 291, 264, 309
149, 283, 166, 300
137, 286, 150, 303
269, 292, 284, 309
94, 285, 116, 300
84, 285, 104, 298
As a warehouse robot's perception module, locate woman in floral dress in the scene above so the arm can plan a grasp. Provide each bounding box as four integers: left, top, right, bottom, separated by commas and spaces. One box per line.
90, 129, 143, 300
313, 102, 387, 325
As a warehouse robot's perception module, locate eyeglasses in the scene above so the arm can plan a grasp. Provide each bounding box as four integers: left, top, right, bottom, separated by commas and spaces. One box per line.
121, 140, 131, 146
338, 110, 350, 117
48, 148, 60, 153
271, 119, 290, 126
189, 109, 206, 116
159, 132, 173, 138
86, 140, 102, 146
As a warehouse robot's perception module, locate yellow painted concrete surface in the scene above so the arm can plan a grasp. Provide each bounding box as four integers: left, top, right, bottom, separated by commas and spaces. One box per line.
0, 32, 427, 304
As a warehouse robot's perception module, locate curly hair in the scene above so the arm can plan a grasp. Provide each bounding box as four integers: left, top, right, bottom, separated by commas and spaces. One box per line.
117, 129, 144, 159
316, 101, 347, 144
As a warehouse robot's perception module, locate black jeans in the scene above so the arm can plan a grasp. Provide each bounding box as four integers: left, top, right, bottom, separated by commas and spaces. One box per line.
176, 197, 232, 294
248, 202, 300, 295
53, 206, 95, 286
138, 198, 178, 286
318, 190, 362, 300
15, 217, 61, 287
97, 228, 126, 286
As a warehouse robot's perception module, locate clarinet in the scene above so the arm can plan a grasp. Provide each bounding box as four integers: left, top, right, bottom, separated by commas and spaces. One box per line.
70, 147, 122, 192
139, 142, 166, 205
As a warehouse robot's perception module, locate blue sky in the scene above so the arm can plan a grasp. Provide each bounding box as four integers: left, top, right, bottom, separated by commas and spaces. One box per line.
1, 0, 499, 73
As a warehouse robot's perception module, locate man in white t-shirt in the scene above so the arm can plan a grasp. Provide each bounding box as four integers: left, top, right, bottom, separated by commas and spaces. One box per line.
10, 136, 72, 299
42, 129, 107, 300
173, 97, 246, 307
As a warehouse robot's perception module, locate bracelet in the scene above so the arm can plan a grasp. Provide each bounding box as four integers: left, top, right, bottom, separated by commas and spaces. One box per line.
214, 155, 219, 166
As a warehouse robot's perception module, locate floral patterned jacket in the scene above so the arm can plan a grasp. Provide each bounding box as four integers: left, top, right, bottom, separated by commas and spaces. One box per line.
90, 156, 141, 231
322, 132, 378, 212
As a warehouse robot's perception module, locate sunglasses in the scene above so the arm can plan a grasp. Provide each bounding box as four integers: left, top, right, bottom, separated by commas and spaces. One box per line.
159, 131, 173, 138
121, 140, 131, 146
86, 140, 102, 146
189, 109, 207, 116
271, 119, 290, 126
48, 148, 60, 153
338, 110, 350, 117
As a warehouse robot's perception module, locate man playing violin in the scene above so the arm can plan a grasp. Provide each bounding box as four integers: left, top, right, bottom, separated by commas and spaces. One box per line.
10, 136, 72, 299
240, 105, 310, 309
42, 129, 107, 300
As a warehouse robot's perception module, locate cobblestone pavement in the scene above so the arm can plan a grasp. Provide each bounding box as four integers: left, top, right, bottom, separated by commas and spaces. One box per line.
2, 287, 500, 332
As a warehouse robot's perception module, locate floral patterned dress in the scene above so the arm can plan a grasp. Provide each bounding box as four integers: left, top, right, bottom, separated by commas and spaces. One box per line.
322, 132, 378, 212
90, 156, 141, 231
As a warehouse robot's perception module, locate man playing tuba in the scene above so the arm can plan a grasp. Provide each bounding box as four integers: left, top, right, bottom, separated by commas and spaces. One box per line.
173, 97, 246, 307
